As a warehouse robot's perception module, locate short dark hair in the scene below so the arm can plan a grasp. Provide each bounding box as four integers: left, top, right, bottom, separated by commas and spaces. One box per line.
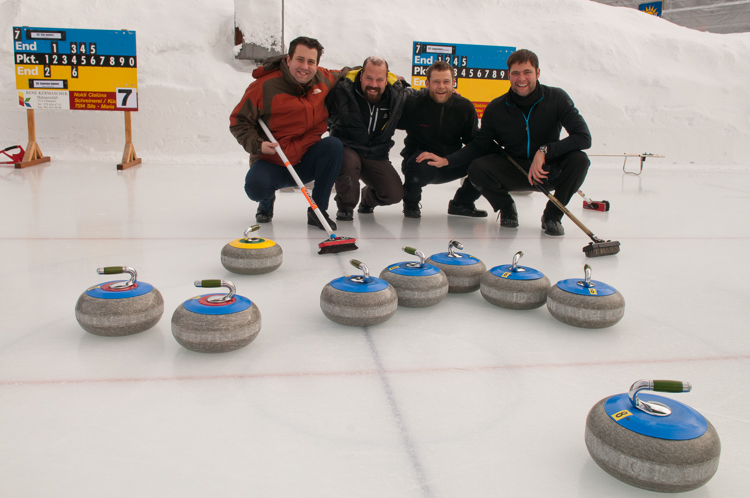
362, 56, 389, 74
426, 61, 453, 81
506, 49, 539, 70
288, 36, 324, 63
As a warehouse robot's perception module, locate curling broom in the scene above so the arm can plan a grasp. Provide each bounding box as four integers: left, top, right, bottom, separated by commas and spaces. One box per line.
258, 118, 357, 254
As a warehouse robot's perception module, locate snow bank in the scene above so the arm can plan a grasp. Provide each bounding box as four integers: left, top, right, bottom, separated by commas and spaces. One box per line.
1, 0, 748, 165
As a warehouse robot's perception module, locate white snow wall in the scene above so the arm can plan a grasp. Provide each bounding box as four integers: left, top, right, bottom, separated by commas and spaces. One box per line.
1, 0, 749, 165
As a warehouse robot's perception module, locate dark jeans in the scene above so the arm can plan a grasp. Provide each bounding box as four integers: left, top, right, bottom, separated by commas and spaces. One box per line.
401, 151, 481, 206
335, 147, 404, 210
467, 150, 590, 221
245, 137, 343, 213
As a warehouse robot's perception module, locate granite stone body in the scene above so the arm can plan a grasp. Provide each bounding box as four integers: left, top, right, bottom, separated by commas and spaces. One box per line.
379, 268, 449, 308
171, 303, 261, 353
426, 256, 486, 293
479, 272, 550, 310
585, 397, 721, 493
75, 289, 164, 336
221, 243, 283, 275
320, 283, 398, 326
547, 285, 625, 328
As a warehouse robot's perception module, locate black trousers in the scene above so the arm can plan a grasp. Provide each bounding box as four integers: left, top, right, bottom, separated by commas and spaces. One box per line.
334, 147, 404, 210
467, 150, 590, 221
401, 151, 481, 206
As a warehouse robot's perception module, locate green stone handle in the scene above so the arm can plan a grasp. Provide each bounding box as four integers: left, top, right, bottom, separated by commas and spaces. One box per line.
653, 380, 690, 393
350, 259, 363, 269
100, 266, 124, 274
403, 246, 417, 255
198, 279, 222, 288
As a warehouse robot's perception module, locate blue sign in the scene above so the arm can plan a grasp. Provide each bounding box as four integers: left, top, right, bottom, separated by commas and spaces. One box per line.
639, 2, 663, 17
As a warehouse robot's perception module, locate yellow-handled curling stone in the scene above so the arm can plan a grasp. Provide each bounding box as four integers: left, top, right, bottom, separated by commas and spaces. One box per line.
479, 251, 549, 309
585, 380, 720, 492
75, 266, 164, 336
547, 264, 625, 328
171, 279, 261, 353
320, 259, 398, 326
221, 225, 283, 275
379, 246, 449, 308
426, 240, 486, 293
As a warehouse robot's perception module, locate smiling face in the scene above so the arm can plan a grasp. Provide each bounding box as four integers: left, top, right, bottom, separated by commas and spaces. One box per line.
426, 69, 453, 104
286, 45, 319, 85
509, 61, 541, 97
360, 62, 388, 104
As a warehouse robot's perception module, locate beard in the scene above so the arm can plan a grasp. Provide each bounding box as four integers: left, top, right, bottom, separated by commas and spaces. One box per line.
363, 86, 383, 104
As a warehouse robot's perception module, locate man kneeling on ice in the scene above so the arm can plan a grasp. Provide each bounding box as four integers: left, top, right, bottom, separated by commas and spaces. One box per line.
230, 36, 352, 230
417, 49, 591, 236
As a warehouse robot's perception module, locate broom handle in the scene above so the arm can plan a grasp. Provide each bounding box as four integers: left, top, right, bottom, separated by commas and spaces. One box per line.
258, 118, 335, 237
499, 148, 597, 240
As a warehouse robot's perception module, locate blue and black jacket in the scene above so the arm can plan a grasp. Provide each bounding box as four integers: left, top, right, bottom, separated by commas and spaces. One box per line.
446, 83, 591, 168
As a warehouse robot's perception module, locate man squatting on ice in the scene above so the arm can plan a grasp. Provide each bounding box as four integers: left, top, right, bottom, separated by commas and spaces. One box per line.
326, 56, 410, 221
229, 36, 352, 231
419, 49, 592, 235
398, 60, 485, 219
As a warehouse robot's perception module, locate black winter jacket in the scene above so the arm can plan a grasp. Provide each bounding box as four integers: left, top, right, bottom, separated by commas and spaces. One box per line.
447, 84, 591, 167
326, 69, 410, 160
398, 92, 478, 165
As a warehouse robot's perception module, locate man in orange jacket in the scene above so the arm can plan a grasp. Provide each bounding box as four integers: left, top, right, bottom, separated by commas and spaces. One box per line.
230, 36, 351, 230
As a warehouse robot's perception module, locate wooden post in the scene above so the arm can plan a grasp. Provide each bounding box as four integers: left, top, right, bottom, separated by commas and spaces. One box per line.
15, 109, 51, 169
117, 111, 142, 170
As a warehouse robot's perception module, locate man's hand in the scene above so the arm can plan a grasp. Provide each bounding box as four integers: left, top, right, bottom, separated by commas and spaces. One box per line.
261, 141, 279, 155
416, 152, 448, 168
528, 149, 548, 185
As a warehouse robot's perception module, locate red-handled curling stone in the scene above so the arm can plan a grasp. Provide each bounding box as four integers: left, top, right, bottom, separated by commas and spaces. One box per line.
379, 246, 448, 308
75, 266, 164, 336
426, 240, 486, 293
586, 379, 720, 492
171, 279, 261, 353
320, 259, 398, 326
221, 225, 283, 275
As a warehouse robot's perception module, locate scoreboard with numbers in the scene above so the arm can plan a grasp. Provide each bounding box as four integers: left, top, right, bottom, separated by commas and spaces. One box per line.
411, 41, 515, 118
13, 26, 138, 111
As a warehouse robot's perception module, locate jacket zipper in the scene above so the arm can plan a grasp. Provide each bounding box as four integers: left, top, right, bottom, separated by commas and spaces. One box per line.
507, 97, 544, 158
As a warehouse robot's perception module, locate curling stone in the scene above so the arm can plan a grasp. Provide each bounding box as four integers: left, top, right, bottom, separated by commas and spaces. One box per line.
426, 240, 486, 293
379, 246, 448, 308
75, 266, 164, 336
171, 279, 261, 353
586, 379, 721, 493
547, 264, 624, 328
221, 225, 283, 275
480, 251, 550, 309
320, 259, 398, 326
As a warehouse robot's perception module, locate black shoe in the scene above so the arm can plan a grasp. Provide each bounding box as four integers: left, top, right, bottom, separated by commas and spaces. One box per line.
357, 203, 375, 214
403, 202, 421, 218
256, 206, 273, 223
541, 216, 564, 236
448, 200, 488, 218
308, 207, 337, 231
497, 203, 519, 228
336, 209, 353, 221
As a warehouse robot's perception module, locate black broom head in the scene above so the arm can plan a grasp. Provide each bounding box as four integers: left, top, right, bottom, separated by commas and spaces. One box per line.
583, 240, 620, 257
318, 236, 358, 254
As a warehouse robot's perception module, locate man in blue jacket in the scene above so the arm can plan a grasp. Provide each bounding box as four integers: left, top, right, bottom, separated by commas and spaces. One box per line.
417, 49, 591, 236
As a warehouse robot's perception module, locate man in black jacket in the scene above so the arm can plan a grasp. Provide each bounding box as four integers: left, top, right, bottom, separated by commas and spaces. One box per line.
327, 56, 409, 220
398, 61, 485, 219
417, 49, 591, 236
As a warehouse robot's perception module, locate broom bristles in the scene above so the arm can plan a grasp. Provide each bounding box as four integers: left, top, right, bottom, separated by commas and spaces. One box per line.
318, 236, 358, 254
583, 241, 620, 257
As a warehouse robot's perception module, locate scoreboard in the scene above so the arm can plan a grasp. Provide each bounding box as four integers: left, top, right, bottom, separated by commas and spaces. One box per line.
13, 26, 138, 111
411, 41, 515, 118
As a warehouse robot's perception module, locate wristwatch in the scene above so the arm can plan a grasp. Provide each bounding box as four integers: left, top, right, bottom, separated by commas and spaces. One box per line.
539, 145, 548, 156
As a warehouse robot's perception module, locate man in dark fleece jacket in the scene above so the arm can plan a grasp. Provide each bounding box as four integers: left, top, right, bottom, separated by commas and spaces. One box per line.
418, 49, 591, 236
398, 61, 484, 219
327, 56, 409, 221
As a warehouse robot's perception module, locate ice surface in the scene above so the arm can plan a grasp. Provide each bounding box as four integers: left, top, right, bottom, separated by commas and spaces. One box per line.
1, 158, 749, 497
